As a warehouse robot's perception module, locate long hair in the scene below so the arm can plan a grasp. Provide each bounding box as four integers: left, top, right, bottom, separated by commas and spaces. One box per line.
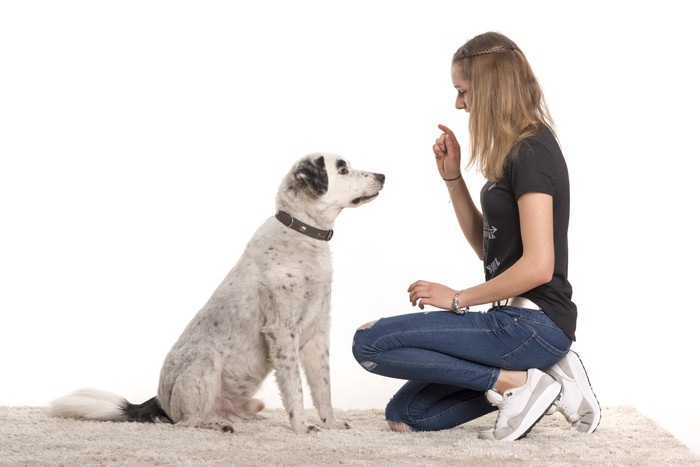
453, 32, 554, 181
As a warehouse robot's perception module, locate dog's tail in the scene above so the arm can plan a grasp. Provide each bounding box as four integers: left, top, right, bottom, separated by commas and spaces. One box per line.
50, 388, 172, 424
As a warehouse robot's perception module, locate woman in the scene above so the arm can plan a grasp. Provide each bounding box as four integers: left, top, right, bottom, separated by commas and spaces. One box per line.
352, 32, 600, 441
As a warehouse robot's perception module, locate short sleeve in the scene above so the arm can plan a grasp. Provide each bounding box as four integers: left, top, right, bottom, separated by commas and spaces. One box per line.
508, 139, 557, 200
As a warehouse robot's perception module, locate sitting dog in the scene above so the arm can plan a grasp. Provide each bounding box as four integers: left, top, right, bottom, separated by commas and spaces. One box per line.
51, 153, 385, 433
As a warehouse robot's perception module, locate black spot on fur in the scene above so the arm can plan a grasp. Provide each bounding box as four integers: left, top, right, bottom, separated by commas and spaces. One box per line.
293, 156, 328, 196
121, 397, 172, 424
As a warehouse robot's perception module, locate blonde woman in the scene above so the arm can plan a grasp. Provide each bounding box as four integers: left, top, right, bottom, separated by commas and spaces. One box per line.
353, 32, 600, 441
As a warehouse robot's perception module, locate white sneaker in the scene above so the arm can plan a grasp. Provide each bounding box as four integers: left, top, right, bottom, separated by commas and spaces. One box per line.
545, 350, 601, 433
480, 368, 562, 441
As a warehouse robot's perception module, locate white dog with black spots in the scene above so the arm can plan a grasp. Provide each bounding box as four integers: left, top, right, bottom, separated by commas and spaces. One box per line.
51, 153, 384, 434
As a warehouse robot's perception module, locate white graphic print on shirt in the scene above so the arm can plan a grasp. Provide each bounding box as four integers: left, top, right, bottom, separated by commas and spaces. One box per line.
486, 257, 501, 276
483, 223, 500, 276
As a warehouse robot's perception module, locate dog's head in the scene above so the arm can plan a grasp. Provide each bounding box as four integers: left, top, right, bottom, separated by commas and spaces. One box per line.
279, 153, 385, 217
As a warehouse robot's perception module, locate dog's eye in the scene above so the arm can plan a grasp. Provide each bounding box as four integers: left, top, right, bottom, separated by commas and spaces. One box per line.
338, 167, 349, 175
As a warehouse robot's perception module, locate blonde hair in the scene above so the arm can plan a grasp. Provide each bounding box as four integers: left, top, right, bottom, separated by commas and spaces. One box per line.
453, 32, 554, 181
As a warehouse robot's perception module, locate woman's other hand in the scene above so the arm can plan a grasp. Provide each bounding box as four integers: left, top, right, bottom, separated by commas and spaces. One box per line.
408, 280, 455, 311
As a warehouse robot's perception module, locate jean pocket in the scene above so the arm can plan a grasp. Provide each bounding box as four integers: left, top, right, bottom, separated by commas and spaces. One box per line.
484, 307, 522, 332
499, 331, 569, 371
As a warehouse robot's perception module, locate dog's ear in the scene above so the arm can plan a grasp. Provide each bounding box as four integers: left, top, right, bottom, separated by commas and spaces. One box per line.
293, 156, 328, 196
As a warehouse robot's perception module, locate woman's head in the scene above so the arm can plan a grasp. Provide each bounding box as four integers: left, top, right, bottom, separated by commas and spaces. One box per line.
452, 32, 553, 181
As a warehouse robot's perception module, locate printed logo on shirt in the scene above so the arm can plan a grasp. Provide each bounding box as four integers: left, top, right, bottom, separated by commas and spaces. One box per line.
486, 257, 501, 276
484, 225, 497, 240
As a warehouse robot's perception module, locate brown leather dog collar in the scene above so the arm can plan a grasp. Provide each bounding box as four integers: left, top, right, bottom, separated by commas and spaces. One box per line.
275, 210, 334, 241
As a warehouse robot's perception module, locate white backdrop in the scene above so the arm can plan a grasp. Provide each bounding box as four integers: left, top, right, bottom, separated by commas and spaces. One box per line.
2, 0, 698, 451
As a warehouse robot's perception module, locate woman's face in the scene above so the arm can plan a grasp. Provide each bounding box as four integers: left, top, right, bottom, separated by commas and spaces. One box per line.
451, 64, 472, 112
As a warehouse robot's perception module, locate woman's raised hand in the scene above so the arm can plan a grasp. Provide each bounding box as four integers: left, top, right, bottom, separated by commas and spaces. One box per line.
433, 124, 462, 180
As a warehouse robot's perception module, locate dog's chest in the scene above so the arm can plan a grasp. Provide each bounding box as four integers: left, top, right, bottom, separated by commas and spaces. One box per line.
254, 221, 333, 278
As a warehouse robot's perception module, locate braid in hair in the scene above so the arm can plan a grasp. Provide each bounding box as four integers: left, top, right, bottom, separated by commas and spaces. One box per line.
455, 45, 517, 59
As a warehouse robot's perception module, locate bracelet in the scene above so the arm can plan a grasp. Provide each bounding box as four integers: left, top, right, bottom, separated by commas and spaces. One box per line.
443, 174, 462, 182
452, 290, 469, 315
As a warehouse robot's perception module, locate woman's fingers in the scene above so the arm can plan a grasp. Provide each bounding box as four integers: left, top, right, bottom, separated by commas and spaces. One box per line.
433, 136, 447, 159
436, 134, 447, 153
408, 281, 432, 309
408, 280, 456, 311
435, 124, 461, 179
437, 124, 455, 138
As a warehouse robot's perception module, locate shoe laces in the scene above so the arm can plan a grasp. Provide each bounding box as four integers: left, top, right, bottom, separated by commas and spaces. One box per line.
485, 389, 516, 428
549, 378, 580, 422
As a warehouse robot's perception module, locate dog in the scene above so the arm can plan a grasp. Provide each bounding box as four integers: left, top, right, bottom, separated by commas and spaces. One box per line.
50, 153, 385, 433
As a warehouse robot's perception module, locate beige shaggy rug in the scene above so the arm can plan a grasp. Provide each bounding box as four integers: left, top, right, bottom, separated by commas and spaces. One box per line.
1, 406, 698, 466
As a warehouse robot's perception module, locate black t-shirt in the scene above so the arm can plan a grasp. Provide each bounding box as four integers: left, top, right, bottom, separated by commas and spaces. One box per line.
480, 126, 577, 340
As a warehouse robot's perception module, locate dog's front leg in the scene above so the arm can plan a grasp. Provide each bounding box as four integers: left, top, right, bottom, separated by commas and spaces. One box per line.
300, 332, 351, 430
261, 325, 315, 433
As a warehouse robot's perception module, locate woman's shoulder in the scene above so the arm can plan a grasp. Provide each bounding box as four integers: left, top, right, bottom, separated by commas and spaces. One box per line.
520, 126, 561, 158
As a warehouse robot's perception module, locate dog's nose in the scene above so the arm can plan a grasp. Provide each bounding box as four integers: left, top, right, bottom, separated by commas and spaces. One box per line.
375, 173, 385, 185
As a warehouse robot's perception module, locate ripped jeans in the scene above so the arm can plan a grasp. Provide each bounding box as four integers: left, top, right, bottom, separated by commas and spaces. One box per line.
351, 307, 571, 431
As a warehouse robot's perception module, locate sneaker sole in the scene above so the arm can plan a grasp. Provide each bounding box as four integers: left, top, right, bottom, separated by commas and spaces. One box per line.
565, 350, 601, 433
498, 376, 562, 441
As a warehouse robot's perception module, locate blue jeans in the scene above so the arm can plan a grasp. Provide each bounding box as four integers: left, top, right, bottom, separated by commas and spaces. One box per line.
351, 307, 571, 431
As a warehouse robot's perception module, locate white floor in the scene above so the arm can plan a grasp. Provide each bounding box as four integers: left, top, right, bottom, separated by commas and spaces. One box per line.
644, 410, 700, 455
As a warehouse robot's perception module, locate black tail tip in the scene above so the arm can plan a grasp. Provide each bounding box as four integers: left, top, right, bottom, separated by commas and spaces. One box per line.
122, 397, 172, 424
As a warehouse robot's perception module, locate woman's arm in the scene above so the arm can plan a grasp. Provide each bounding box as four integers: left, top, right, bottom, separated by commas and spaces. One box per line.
445, 177, 483, 260
408, 191, 554, 310
435, 124, 483, 259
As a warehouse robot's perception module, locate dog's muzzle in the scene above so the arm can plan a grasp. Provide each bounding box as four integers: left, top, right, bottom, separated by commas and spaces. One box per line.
351, 193, 380, 205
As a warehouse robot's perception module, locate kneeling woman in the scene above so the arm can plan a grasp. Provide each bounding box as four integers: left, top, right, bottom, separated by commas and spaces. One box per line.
352, 31, 600, 441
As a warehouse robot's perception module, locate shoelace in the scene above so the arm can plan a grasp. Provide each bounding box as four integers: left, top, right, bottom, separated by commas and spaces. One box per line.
486, 390, 513, 427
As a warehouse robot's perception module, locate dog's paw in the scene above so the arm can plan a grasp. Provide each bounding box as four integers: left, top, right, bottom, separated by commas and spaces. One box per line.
188, 420, 235, 433
306, 424, 322, 433
324, 419, 352, 430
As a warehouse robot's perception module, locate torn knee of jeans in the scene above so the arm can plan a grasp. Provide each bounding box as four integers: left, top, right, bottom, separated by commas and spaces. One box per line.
356, 320, 378, 330
360, 361, 377, 371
